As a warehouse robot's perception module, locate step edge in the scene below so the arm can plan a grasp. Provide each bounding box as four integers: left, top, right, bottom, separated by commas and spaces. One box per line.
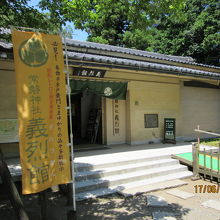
75, 166, 189, 189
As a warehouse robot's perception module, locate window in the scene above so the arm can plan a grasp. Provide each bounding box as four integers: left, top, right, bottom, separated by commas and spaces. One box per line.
144, 114, 158, 128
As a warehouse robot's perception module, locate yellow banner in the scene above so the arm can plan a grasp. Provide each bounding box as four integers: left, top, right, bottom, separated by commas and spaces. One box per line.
12, 30, 70, 194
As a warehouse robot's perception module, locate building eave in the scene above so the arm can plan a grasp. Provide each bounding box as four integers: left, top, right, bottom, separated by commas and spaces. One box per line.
67, 51, 220, 81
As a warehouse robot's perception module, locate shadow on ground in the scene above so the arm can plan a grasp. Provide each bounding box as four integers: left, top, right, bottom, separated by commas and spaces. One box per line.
0, 183, 191, 220
76, 193, 190, 220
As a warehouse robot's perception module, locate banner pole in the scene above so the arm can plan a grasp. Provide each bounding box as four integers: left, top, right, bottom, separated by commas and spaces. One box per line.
63, 36, 76, 211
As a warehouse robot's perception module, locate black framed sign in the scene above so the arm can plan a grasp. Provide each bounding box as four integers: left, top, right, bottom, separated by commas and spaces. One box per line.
163, 118, 176, 144
73, 67, 106, 78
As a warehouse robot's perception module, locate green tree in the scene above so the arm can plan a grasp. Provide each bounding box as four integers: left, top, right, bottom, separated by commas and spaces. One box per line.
39, 0, 219, 66
154, 0, 220, 66
39, 0, 185, 48
122, 29, 155, 51
61, 25, 74, 39
0, 0, 63, 41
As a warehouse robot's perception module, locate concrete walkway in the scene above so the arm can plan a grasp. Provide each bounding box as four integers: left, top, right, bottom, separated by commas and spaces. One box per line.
74, 142, 194, 161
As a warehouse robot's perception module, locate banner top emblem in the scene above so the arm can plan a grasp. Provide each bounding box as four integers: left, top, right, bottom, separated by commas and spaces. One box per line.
19, 37, 48, 67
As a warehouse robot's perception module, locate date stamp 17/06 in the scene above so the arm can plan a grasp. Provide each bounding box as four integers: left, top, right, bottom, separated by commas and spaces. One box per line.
194, 185, 220, 193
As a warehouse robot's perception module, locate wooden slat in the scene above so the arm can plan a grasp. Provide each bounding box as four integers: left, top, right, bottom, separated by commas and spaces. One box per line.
211, 149, 213, 180
218, 150, 220, 182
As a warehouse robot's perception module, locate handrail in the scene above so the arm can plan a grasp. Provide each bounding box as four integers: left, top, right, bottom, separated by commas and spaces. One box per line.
192, 126, 220, 181
194, 128, 220, 137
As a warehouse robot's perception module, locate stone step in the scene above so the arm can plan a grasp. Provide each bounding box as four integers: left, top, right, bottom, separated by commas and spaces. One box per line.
75, 172, 191, 200
74, 154, 171, 172
75, 164, 188, 193
75, 158, 179, 181
118, 171, 192, 196
76, 187, 119, 201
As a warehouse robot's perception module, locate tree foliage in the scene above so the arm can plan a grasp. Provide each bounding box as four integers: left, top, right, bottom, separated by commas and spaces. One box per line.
1, 0, 218, 66
0, 0, 71, 41
39, 0, 185, 46
39, 0, 218, 66
154, 0, 220, 66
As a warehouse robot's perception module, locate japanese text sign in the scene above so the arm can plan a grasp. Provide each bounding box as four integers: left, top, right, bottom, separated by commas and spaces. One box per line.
73, 67, 106, 78
113, 100, 120, 135
12, 30, 71, 194
164, 118, 176, 144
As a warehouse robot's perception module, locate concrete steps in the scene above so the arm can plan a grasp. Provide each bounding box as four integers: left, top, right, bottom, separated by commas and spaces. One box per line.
75, 158, 179, 180
74, 154, 192, 200
76, 178, 189, 201
75, 154, 170, 171
2, 144, 193, 200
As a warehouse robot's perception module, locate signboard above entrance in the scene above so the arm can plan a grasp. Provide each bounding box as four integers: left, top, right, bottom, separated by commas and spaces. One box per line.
73, 67, 106, 78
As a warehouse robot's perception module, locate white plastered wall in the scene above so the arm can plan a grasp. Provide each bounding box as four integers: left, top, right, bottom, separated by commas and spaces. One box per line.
180, 84, 220, 140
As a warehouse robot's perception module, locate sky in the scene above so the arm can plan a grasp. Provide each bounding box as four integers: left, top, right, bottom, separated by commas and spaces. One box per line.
28, 0, 88, 41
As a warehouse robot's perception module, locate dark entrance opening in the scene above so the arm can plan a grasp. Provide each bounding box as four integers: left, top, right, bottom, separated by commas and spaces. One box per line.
71, 90, 102, 146
69, 78, 127, 148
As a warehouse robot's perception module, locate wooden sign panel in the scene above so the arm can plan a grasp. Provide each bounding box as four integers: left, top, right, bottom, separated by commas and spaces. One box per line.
73, 67, 106, 78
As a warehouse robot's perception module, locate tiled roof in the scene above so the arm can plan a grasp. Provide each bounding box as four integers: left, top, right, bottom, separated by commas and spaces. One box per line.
1, 38, 220, 79
1, 37, 219, 69
64, 38, 220, 70
0, 28, 11, 35
67, 51, 220, 80
65, 38, 194, 63
0, 40, 12, 49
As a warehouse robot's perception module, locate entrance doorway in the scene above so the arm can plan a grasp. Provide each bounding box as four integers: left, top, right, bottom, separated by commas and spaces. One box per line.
71, 89, 102, 145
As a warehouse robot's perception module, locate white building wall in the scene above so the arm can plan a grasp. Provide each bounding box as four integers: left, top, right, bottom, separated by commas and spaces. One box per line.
180, 85, 220, 140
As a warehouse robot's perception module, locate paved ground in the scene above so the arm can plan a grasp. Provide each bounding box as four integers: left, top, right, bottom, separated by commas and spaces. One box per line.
1, 142, 220, 219
1, 178, 220, 220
